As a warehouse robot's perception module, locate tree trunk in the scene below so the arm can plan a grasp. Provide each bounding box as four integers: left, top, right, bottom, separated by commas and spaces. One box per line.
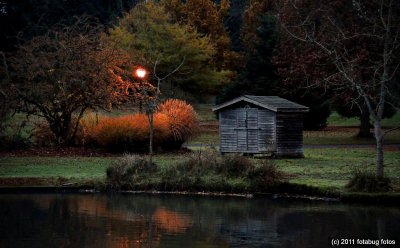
71, 107, 86, 144
147, 112, 154, 166
358, 105, 372, 138
374, 120, 384, 178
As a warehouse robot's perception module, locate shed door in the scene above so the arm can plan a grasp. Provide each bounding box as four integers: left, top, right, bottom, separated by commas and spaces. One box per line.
258, 109, 276, 152
236, 108, 259, 153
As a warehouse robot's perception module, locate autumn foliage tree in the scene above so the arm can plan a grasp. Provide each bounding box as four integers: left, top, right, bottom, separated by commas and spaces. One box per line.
161, 0, 241, 71
7, 16, 129, 145
240, 0, 277, 53
109, 1, 230, 97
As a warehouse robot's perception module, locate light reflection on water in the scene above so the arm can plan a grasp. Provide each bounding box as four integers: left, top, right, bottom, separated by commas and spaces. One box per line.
0, 193, 399, 248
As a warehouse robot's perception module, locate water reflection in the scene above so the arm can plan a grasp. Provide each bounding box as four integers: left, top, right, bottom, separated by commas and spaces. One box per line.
0, 194, 399, 248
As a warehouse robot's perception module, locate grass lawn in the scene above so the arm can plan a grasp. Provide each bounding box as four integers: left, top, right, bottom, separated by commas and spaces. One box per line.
0, 154, 182, 184
274, 148, 400, 191
1, 148, 399, 193
0, 157, 114, 182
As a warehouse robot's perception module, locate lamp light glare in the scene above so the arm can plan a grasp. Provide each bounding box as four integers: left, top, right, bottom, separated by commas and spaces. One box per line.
135, 68, 147, 79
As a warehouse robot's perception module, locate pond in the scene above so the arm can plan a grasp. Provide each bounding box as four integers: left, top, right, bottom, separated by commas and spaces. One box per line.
0, 193, 399, 248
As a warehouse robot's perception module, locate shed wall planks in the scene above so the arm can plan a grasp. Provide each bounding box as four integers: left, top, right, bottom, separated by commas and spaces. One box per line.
275, 112, 304, 156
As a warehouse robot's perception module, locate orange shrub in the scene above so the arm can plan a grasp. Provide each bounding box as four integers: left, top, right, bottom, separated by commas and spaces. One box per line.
33, 99, 199, 151
87, 113, 170, 152
157, 99, 199, 149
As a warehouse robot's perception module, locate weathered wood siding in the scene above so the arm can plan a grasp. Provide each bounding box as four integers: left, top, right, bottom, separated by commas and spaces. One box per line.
219, 107, 276, 153
220, 109, 237, 152
257, 109, 276, 152
275, 112, 304, 156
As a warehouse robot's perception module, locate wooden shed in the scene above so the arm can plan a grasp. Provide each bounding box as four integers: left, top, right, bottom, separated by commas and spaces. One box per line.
212, 95, 309, 157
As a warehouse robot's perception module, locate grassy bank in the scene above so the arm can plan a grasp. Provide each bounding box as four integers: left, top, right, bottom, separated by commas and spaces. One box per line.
0, 155, 181, 185
276, 148, 400, 191
1, 148, 399, 193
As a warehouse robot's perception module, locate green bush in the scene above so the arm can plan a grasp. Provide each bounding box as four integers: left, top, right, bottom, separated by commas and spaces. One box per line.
248, 159, 286, 190
105, 151, 287, 192
169, 150, 254, 178
217, 154, 254, 177
106, 154, 157, 188
159, 151, 254, 191
186, 150, 218, 172
346, 170, 392, 192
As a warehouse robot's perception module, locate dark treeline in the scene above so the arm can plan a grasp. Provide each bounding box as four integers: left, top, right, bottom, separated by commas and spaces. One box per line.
0, 0, 248, 52
0, 0, 140, 52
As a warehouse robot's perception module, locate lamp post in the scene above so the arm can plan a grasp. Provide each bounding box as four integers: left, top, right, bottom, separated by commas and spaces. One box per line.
133, 67, 155, 165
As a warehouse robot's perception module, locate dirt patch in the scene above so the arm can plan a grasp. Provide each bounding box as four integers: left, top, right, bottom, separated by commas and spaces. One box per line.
312, 126, 400, 133
0, 146, 194, 157
0, 147, 115, 157
319, 126, 360, 132
384, 145, 400, 152
199, 121, 219, 132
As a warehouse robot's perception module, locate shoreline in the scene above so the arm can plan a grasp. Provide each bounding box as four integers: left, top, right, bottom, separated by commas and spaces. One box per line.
1, 185, 399, 206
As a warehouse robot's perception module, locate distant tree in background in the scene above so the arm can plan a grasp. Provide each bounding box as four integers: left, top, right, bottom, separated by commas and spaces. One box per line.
6, 17, 129, 145
240, 0, 277, 53
333, 96, 396, 137
223, 0, 249, 52
218, 11, 332, 129
161, 0, 242, 71
217, 14, 280, 102
109, 1, 231, 97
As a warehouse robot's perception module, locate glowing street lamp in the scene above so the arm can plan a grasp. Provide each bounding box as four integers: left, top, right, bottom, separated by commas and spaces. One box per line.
135, 67, 147, 79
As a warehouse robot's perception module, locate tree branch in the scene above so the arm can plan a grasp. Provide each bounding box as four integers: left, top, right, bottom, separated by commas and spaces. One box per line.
153, 56, 186, 90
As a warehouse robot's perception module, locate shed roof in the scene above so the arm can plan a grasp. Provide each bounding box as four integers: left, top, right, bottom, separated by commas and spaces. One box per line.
212, 95, 309, 113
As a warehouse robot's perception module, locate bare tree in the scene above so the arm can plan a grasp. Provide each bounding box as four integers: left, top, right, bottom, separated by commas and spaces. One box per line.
280, 0, 400, 178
